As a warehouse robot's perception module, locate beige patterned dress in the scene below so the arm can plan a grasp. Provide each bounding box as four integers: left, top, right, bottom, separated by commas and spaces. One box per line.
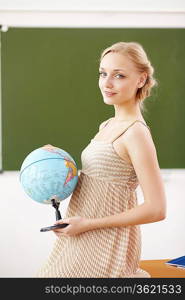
37, 120, 150, 278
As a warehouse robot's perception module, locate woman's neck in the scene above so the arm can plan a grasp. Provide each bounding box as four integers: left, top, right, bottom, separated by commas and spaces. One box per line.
113, 103, 143, 122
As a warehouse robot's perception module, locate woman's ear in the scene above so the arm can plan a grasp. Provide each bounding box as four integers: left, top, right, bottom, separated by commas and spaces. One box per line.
138, 72, 148, 88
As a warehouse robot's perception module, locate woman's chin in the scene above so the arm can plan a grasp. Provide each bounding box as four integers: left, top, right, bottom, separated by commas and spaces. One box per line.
103, 98, 115, 105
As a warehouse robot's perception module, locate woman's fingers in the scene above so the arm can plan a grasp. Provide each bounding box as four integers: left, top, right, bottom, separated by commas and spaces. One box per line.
42, 144, 54, 148
42, 144, 57, 150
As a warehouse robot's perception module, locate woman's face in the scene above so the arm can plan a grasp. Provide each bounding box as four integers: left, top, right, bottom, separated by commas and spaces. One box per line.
98, 52, 145, 106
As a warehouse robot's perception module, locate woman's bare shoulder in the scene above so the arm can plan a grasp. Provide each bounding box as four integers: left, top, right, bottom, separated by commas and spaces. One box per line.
113, 121, 152, 164
122, 121, 156, 160
124, 121, 153, 141
98, 117, 113, 131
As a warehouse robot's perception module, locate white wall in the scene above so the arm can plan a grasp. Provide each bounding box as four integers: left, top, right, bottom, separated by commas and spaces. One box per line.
0, 169, 184, 277
0, 0, 184, 28
0, 0, 184, 12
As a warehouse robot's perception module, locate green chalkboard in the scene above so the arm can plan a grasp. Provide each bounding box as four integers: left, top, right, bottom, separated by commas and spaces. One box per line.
1, 28, 185, 170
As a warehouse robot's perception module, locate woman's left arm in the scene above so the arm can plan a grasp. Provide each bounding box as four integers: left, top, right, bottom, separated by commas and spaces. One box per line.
89, 123, 167, 230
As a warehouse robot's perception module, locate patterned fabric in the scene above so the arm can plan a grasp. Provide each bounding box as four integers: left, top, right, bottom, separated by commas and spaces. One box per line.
37, 120, 151, 278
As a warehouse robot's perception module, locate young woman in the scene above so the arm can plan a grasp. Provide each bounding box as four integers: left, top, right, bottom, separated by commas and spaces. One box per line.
37, 41, 166, 278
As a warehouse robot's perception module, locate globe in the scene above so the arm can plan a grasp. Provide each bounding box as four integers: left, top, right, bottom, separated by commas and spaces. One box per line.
19, 146, 78, 204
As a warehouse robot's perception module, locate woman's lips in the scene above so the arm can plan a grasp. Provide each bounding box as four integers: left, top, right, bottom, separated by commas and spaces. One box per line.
104, 91, 117, 97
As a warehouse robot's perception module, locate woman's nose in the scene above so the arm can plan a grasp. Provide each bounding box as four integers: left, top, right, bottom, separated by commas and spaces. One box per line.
104, 76, 113, 88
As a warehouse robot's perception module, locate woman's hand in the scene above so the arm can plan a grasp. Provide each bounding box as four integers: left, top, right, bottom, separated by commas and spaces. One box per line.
42, 144, 57, 150
52, 216, 91, 237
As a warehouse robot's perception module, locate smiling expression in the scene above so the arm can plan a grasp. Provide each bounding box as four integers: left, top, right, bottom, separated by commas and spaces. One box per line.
99, 52, 146, 106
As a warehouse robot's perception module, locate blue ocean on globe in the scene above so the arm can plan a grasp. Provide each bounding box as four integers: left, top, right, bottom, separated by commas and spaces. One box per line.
19, 147, 78, 204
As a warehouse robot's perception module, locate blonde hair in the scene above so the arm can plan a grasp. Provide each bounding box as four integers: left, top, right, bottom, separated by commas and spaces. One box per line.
99, 41, 158, 112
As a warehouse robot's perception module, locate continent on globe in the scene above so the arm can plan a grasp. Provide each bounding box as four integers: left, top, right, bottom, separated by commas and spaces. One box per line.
19, 147, 78, 204
42, 147, 77, 185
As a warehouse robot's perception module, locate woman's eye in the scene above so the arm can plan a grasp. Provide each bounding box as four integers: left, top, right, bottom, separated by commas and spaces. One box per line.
99, 72, 125, 79
99, 71, 106, 77
115, 74, 125, 79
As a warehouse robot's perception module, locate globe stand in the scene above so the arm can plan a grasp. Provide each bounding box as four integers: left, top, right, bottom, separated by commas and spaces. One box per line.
40, 198, 69, 232
51, 199, 62, 220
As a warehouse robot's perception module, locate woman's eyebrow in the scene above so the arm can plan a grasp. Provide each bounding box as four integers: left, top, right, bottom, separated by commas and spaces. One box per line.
99, 67, 126, 72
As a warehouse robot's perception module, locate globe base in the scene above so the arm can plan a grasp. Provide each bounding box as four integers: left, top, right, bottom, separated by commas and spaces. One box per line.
40, 198, 69, 232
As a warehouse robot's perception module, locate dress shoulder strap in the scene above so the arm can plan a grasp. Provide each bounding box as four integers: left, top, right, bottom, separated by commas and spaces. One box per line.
112, 120, 151, 143
100, 118, 113, 130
